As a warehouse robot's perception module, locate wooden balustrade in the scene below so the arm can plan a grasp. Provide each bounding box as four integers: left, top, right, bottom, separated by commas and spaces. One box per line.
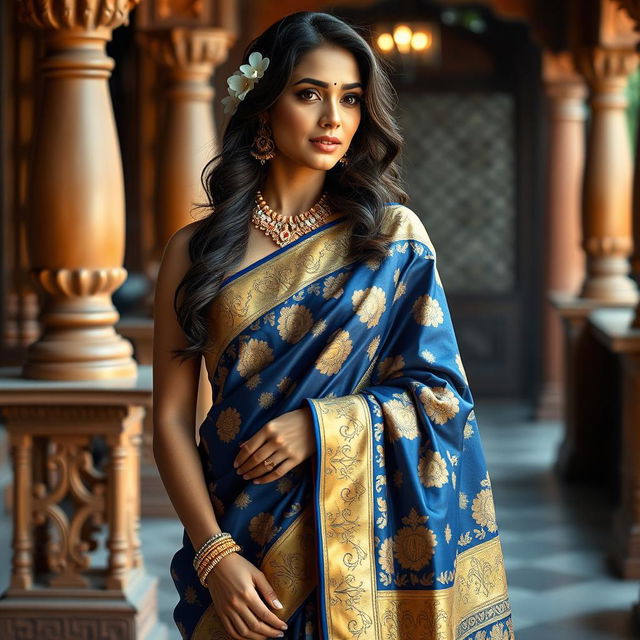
0, 367, 165, 638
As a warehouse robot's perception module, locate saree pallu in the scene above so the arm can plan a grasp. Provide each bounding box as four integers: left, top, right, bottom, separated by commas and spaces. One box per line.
170, 204, 514, 640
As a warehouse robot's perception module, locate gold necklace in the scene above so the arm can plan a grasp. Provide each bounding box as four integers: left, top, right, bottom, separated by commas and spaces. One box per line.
251, 190, 332, 247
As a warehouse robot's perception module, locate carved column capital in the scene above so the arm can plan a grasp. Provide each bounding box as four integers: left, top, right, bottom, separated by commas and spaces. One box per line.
573, 45, 638, 91
543, 51, 588, 118
17, 0, 141, 33
616, 0, 640, 26
139, 27, 233, 84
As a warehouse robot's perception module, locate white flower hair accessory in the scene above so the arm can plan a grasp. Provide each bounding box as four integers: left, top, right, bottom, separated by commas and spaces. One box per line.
222, 51, 270, 116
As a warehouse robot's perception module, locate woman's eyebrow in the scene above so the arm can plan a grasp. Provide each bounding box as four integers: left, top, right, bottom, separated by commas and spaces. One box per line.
292, 77, 363, 89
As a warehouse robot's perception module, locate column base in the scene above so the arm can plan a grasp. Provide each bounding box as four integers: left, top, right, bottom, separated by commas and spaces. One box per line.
0, 570, 167, 639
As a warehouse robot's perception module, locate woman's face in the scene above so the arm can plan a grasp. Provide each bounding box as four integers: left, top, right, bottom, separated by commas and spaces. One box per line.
266, 44, 363, 172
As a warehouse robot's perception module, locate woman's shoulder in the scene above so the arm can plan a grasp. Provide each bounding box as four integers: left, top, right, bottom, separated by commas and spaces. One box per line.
161, 219, 203, 265
156, 219, 204, 291
382, 202, 436, 255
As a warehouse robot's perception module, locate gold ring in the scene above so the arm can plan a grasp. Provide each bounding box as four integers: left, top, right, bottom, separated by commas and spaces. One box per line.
263, 458, 275, 469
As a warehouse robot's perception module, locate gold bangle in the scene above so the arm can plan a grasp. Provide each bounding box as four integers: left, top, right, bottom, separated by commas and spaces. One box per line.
194, 533, 232, 565
196, 546, 237, 578
200, 545, 241, 587
200, 543, 241, 575
203, 545, 241, 577
196, 540, 240, 575
197, 538, 238, 563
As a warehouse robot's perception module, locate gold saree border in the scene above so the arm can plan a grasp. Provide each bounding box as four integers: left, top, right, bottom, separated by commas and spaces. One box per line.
204, 219, 353, 377
308, 394, 510, 640
204, 204, 436, 378
192, 503, 318, 639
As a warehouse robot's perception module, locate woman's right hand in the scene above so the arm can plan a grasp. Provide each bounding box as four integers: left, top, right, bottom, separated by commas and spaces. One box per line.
206, 552, 289, 639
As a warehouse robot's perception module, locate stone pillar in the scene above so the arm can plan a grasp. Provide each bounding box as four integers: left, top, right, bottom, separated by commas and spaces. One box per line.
537, 52, 587, 419
141, 28, 232, 262
18, 0, 138, 381
573, 44, 638, 303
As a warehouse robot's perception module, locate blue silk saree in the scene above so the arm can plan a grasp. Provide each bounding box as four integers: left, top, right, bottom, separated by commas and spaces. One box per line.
170, 204, 513, 640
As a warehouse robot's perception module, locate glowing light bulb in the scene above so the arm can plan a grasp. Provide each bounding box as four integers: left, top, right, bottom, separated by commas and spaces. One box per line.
377, 32, 395, 52
393, 24, 413, 46
411, 31, 431, 51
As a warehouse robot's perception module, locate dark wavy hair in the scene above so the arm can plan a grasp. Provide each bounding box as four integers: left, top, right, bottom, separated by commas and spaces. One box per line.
173, 10, 408, 361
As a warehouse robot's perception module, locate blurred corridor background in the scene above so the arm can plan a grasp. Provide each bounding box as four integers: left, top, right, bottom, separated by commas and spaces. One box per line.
1, 0, 640, 637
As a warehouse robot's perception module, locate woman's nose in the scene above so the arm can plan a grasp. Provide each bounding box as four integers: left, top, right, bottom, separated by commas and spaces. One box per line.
320, 99, 341, 128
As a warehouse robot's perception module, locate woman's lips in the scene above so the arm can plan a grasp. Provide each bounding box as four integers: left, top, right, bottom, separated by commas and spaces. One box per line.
310, 140, 340, 153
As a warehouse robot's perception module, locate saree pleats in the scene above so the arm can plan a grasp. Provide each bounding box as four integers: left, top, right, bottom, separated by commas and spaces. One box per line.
170, 204, 513, 640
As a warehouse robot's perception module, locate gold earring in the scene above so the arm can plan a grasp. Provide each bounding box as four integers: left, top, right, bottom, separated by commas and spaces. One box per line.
338, 150, 350, 166
250, 119, 276, 165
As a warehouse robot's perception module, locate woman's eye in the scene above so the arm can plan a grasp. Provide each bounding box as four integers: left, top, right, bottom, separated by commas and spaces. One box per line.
344, 94, 362, 106
296, 89, 362, 105
297, 89, 317, 101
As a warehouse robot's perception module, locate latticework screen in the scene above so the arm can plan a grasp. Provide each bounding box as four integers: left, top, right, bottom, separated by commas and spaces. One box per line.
397, 91, 517, 294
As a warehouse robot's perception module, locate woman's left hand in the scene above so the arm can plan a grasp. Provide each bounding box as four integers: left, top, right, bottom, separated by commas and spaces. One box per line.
233, 406, 316, 484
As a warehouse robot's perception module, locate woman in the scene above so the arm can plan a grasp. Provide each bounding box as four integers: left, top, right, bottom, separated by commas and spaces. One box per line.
153, 10, 513, 640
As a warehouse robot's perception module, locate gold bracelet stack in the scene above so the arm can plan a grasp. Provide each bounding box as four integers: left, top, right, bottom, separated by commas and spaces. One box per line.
193, 532, 242, 587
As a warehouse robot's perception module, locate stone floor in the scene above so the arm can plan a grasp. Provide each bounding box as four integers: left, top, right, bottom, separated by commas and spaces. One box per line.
1, 400, 639, 638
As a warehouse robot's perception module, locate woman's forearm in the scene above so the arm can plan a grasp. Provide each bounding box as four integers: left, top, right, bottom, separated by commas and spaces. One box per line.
153, 424, 222, 551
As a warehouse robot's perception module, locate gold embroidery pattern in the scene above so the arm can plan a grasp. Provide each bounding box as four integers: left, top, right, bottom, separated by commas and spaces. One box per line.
323, 272, 350, 299
236, 338, 274, 379
277, 304, 314, 343
413, 294, 444, 327
418, 450, 449, 487
248, 511, 280, 546
215, 407, 241, 442
383, 394, 419, 441
204, 205, 437, 379
394, 507, 438, 571
315, 329, 353, 375
377, 355, 405, 382
418, 385, 460, 424
309, 395, 510, 639
309, 394, 377, 639
471, 489, 498, 533
367, 335, 381, 361
352, 286, 387, 328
